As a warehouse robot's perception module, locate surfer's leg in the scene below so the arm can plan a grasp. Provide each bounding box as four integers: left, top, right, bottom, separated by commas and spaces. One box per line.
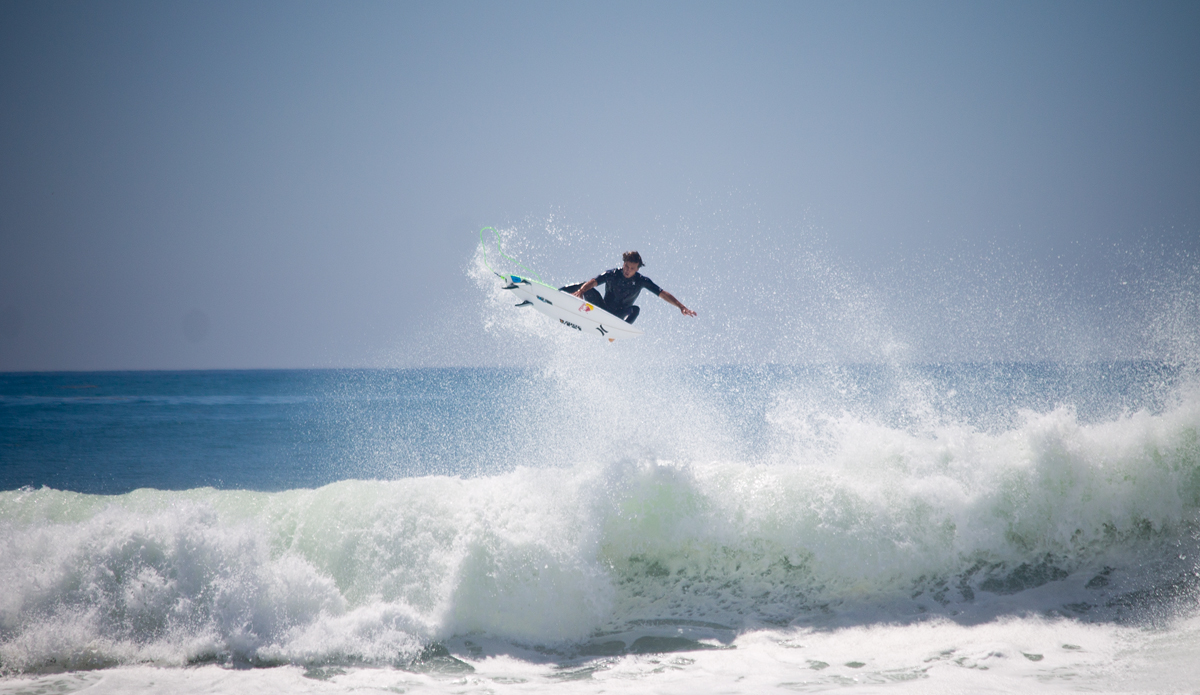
581, 288, 606, 307
622, 305, 640, 324
558, 283, 606, 308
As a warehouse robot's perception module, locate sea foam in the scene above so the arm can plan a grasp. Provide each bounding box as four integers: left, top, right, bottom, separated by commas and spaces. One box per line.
3, 379, 1198, 674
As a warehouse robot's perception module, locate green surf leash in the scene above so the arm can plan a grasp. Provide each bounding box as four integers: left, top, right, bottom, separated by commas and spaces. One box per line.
478, 226, 558, 290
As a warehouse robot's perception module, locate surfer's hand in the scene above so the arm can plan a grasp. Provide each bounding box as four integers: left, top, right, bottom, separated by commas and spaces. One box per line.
681, 307, 697, 317
571, 290, 583, 298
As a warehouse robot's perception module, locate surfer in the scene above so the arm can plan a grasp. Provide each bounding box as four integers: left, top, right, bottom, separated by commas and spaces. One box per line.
562, 251, 697, 324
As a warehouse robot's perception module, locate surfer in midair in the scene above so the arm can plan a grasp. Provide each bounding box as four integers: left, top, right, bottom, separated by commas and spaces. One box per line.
562, 251, 697, 324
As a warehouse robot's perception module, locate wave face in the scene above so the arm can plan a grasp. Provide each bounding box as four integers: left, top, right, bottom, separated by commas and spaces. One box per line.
2, 364, 1199, 674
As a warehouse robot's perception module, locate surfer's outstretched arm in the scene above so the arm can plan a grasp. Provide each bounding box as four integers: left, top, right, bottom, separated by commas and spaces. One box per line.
659, 290, 697, 317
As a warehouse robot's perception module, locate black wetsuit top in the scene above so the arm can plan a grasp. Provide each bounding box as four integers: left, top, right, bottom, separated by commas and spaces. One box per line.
593, 268, 662, 312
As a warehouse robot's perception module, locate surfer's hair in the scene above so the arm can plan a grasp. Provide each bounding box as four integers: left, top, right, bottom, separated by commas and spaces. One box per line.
623, 251, 644, 267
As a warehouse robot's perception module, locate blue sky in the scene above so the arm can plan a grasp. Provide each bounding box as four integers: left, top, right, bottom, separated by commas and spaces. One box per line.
1, 1, 1197, 369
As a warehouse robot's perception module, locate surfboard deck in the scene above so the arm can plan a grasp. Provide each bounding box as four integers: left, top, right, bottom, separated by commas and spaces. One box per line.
503, 274, 644, 340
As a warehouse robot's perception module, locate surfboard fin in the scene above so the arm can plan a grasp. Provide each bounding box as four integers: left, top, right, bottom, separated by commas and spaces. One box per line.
502, 282, 518, 290
515, 300, 533, 308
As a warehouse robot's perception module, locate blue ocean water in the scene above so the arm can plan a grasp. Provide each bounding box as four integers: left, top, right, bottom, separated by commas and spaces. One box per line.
2, 363, 1183, 494
0, 369, 526, 493
2, 362, 1200, 692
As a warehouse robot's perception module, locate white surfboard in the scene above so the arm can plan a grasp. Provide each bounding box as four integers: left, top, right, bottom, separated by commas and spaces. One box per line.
502, 274, 644, 340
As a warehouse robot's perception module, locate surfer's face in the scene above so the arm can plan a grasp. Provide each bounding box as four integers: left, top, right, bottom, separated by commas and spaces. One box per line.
622, 260, 640, 278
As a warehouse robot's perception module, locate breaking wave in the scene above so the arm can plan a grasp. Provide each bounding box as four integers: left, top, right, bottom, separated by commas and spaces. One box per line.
3, 372, 1199, 673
